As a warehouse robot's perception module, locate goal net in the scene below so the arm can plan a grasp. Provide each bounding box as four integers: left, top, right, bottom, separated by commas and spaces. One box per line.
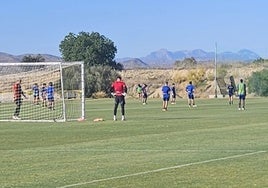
0, 62, 85, 122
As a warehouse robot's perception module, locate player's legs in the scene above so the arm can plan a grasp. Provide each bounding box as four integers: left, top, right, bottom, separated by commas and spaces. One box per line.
162, 97, 168, 111
187, 94, 191, 107
13, 99, 21, 119
242, 96, 246, 110
119, 96, 126, 120
48, 97, 54, 110
188, 94, 193, 107
51, 98, 55, 110
42, 96, 47, 107
163, 96, 169, 110
238, 95, 242, 110
162, 100, 165, 110
143, 93, 147, 104
192, 95, 196, 107
230, 95, 233, 105
113, 97, 119, 120
171, 95, 175, 104
188, 98, 191, 107
36, 95, 40, 105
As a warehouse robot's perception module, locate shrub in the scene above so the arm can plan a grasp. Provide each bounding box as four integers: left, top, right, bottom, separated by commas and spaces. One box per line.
187, 68, 206, 86
248, 69, 268, 96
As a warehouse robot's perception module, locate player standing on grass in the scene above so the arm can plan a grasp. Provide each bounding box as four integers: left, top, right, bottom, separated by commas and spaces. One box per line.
136, 84, 142, 101
13, 79, 27, 120
161, 81, 171, 111
171, 83, 176, 104
237, 79, 246, 110
142, 83, 148, 105
32, 83, 40, 105
111, 76, 127, 121
186, 81, 197, 108
41, 83, 47, 107
47, 82, 55, 110
227, 83, 235, 105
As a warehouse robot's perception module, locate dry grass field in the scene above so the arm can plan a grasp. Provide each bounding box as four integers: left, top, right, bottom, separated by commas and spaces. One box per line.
121, 63, 266, 99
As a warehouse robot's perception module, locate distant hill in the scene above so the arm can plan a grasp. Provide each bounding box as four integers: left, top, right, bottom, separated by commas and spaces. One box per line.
116, 58, 149, 69
117, 49, 260, 68
0, 52, 62, 62
1, 48, 260, 68
0, 52, 21, 62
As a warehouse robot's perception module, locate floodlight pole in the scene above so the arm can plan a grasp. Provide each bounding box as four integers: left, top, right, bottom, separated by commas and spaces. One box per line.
214, 42, 218, 98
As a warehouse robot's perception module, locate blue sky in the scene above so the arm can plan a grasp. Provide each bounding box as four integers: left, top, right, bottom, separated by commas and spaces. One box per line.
1, 0, 268, 58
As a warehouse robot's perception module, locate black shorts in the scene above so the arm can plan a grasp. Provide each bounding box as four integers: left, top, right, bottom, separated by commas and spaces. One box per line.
115, 96, 125, 105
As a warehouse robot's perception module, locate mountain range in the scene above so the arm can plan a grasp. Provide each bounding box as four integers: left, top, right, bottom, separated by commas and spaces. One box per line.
116, 49, 260, 69
0, 52, 62, 63
0, 48, 260, 69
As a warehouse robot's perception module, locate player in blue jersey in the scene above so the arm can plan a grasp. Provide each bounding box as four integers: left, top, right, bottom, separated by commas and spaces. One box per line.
227, 83, 235, 105
47, 82, 55, 110
32, 83, 40, 105
185, 81, 197, 108
162, 82, 171, 111
41, 83, 47, 107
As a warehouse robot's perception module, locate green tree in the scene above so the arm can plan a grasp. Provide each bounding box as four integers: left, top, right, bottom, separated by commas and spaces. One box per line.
21, 54, 45, 62
248, 69, 268, 96
59, 31, 121, 69
85, 66, 119, 97
59, 31, 122, 97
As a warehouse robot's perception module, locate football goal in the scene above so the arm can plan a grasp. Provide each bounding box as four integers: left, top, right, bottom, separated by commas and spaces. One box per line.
0, 61, 85, 122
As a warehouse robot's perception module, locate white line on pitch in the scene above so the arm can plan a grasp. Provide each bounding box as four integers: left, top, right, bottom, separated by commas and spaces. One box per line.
57, 150, 266, 188
0, 149, 261, 153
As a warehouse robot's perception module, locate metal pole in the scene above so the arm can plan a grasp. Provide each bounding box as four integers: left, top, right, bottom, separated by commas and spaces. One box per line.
81, 61, 85, 120
215, 42, 217, 98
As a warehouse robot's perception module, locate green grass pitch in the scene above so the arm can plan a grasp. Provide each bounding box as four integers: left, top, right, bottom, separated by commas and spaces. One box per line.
0, 97, 267, 187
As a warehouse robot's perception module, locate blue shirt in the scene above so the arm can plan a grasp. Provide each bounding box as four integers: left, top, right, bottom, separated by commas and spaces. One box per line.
162, 85, 171, 97
32, 85, 39, 96
186, 84, 194, 95
47, 86, 54, 98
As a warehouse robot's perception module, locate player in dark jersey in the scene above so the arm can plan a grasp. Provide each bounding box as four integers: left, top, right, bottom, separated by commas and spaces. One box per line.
111, 76, 127, 121
227, 83, 235, 105
142, 83, 148, 105
171, 83, 176, 104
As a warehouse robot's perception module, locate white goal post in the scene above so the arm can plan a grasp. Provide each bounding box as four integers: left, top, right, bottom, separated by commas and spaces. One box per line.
0, 61, 85, 122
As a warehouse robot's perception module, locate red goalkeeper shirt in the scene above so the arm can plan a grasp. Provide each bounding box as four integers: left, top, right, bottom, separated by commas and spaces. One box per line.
111, 80, 127, 96
13, 83, 23, 100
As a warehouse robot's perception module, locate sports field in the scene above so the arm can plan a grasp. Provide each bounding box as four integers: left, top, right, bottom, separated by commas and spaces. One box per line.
0, 97, 267, 188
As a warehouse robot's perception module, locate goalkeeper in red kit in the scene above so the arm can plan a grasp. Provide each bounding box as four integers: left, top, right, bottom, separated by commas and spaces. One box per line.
111, 76, 127, 121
